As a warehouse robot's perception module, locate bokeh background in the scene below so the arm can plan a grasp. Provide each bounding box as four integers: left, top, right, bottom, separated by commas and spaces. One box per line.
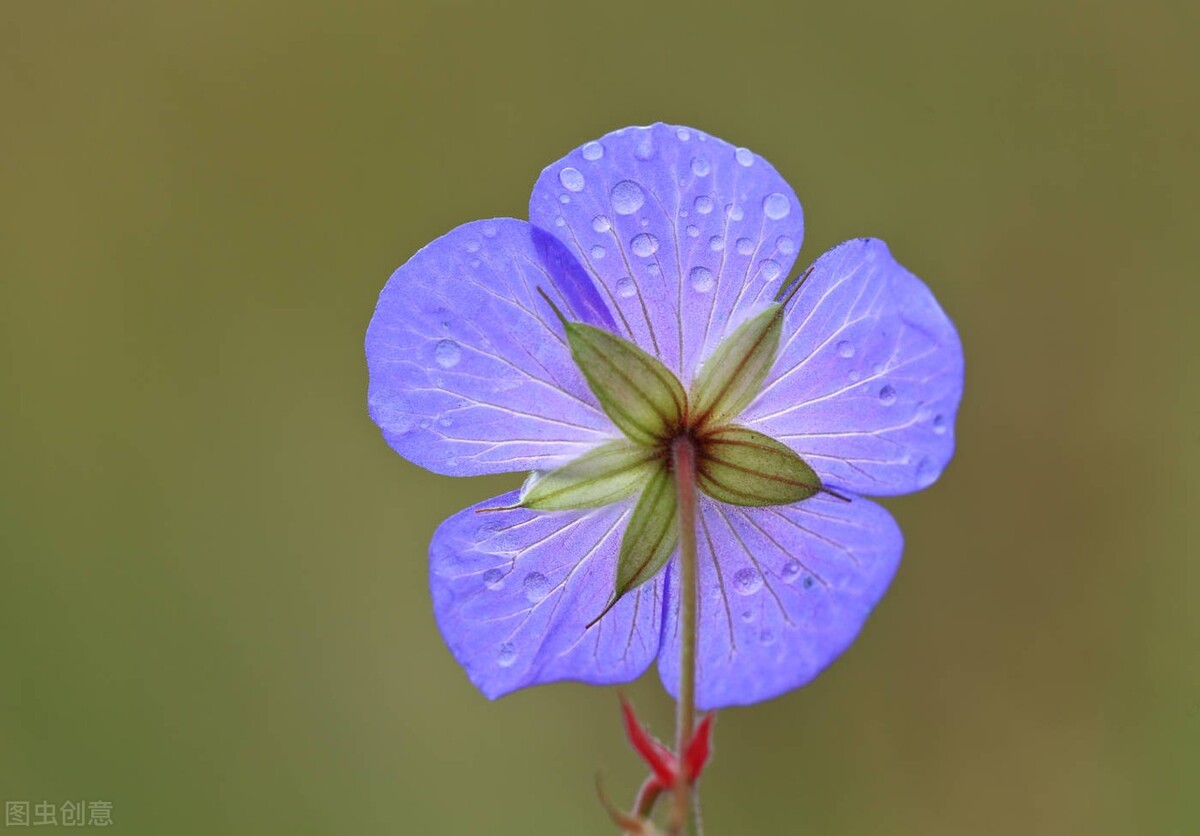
2, 1, 1196, 833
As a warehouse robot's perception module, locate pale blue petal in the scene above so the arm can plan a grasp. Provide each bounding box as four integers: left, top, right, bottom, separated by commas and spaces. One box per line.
366, 219, 618, 476
657, 493, 903, 709
529, 123, 805, 387
742, 238, 964, 495
430, 490, 665, 699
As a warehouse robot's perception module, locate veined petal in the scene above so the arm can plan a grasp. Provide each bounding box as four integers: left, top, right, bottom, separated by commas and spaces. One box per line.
741, 238, 964, 496
366, 219, 619, 477
431, 491, 665, 699
657, 493, 903, 710
529, 123, 805, 386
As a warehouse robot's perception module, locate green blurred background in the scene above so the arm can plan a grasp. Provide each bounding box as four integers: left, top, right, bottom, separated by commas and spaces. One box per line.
2, 1, 1196, 833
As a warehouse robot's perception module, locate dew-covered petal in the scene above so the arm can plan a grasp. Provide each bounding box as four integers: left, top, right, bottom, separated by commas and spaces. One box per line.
741, 238, 963, 496
366, 219, 619, 476
430, 490, 665, 699
529, 123, 805, 387
657, 493, 903, 709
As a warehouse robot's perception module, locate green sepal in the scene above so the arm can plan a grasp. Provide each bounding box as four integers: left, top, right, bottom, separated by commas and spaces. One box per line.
562, 321, 687, 446
696, 425, 822, 507
588, 463, 678, 627
519, 440, 661, 511
689, 304, 783, 431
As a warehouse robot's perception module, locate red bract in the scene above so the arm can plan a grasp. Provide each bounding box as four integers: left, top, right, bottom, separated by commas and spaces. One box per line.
620, 695, 715, 791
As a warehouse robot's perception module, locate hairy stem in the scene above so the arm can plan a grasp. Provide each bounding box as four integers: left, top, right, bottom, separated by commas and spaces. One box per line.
632, 776, 662, 821
668, 435, 699, 835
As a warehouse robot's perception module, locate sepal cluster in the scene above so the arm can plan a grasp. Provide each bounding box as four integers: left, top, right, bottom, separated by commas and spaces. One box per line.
520, 293, 827, 618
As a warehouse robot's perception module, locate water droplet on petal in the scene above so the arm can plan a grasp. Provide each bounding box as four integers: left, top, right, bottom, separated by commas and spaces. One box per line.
482, 223, 498, 239
759, 630, 776, 646
633, 128, 655, 160
837, 340, 856, 358
763, 192, 791, 220
691, 157, 711, 176
582, 141, 604, 161
611, 180, 645, 214
933, 414, 947, 435
709, 236, 724, 252
916, 456, 939, 487
776, 235, 796, 254
592, 214, 612, 233
559, 167, 585, 192
727, 204, 744, 221
848, 369, 861, 382
686, 224, 699, 238
781, 560, 801, 582
735, 147, 754, 166
464, 238, 481, 253
676, 127, 691, 141
694, 195, 714, 215
689, 266, 714, 292
559, 194, 570, 204
631, 233, 659, 257
736, 237, 755, 255
554, 217, 565, 227
873, 363, 885, 375
523, 571, 550, 602
803, 575, 815, 589
879, 385, 897, 405
482, 568, 505, 589
435, 339, 461, 368
740, 609, 755, 623
590, 245, 606, 260
616, 277, 637, 298
759, 259, 781, 280
369, 397, 412, 434
497, 642, 518, 667
733, 568, 763, 595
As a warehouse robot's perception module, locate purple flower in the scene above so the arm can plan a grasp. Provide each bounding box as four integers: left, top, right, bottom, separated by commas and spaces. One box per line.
366, 123, 963, 709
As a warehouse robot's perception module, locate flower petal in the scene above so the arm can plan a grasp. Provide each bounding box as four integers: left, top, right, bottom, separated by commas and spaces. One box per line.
529, 123, 805, 386
741, 238, 964, 496
430, 490, 665, 699
657, 493, 902, 709
366, 219, 619, 476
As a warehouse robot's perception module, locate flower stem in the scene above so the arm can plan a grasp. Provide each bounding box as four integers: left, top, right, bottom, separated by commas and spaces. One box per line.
669, 435, 699, 835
